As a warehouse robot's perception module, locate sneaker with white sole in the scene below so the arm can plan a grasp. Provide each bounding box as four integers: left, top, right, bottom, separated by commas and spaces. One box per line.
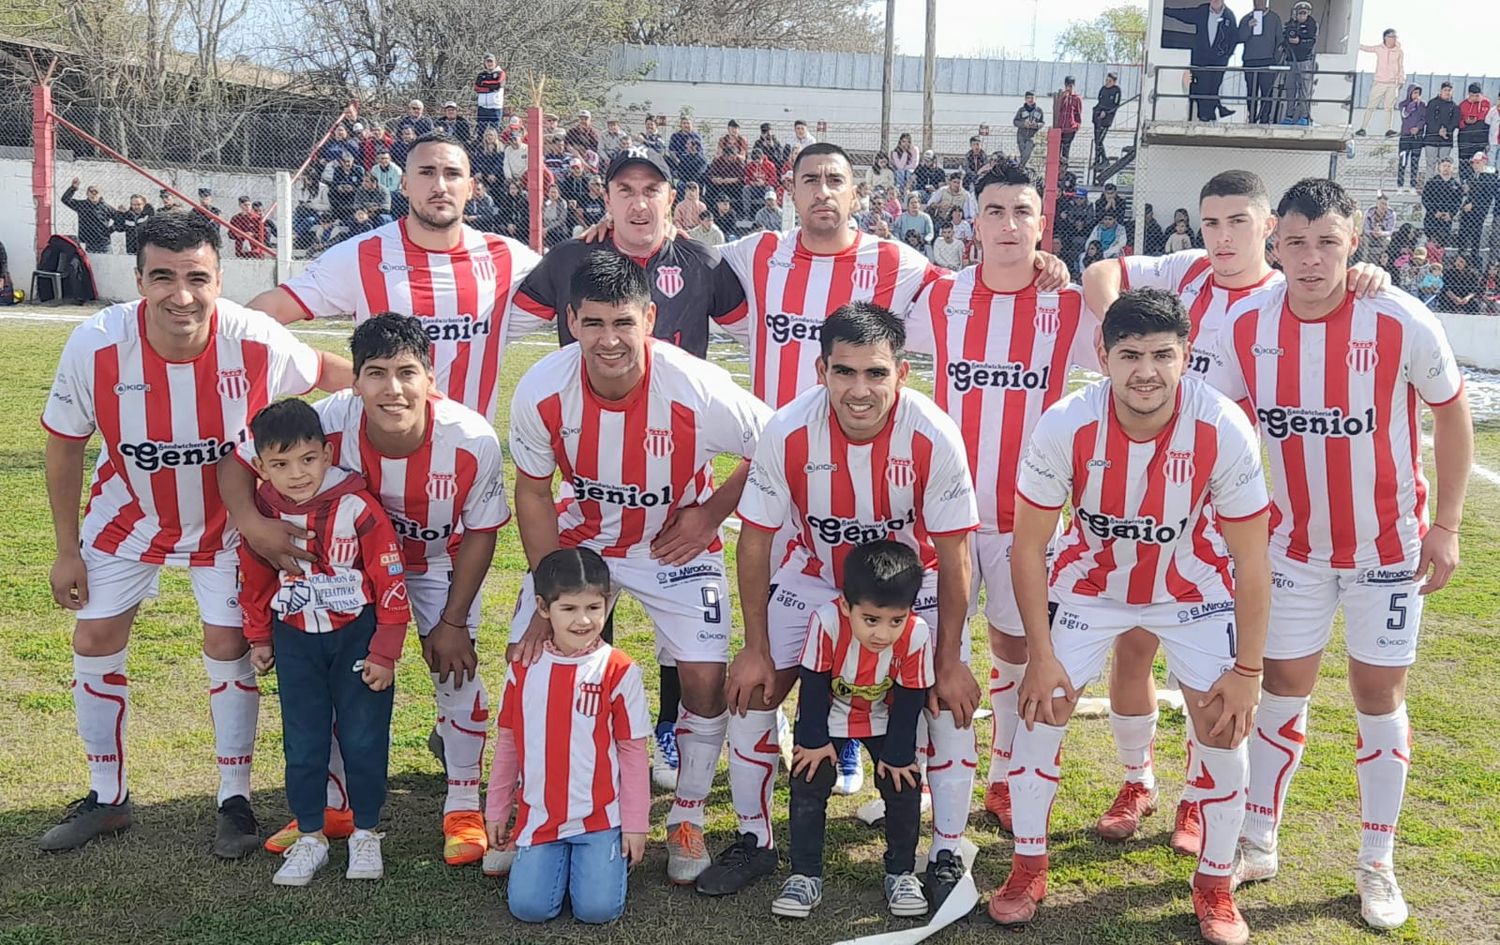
666, 821, 711, 884
1230, 836, 1279, 891
770, 873, 823, 918
482, 842, 517, 877
1355, 865, 1409, 930
273, 834, 330, 886
345, 829, 384, 880
653, 721, 680, 791
833, 739, 864, 796
884, 871, 929, 917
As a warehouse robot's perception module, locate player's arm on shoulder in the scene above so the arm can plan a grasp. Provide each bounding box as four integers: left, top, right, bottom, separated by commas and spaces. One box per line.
1082, 254, 1127, 317
218, 453, 317, 573
246, 285, 317, 325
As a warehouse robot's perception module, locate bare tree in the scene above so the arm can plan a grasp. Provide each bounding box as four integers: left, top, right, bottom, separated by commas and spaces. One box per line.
624, 0, 881, 53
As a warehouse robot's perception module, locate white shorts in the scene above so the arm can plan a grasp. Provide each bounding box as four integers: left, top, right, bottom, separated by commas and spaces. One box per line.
407, 568, 482, 639
75, 546, 242, 627
1048, 596, 1239, 694
971, 531, 1023, 636
767, 561, 949, 670
1266, 553, 1425, 667
511, 552, 731, 664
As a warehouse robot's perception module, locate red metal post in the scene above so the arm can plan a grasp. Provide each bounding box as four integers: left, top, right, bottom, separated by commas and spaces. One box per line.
527, 106, 543, 252
33, 84, 55, 257
1042, 127, 1062, 253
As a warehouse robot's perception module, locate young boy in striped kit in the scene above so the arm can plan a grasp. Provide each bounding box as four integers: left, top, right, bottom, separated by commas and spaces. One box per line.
239, 398, 411, 887
773, 541, 934, 919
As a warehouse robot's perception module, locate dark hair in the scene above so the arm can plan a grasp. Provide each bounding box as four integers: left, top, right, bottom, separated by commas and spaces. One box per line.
841, 540, 923, 610
1276, 177, 1356, 223
1382, 28, 1396, 38
819, 301, 905, 360
134, 211, 221, 272
408, 131, 470, 170
533, 546, 612, 604
351, 312, 433, 375
567, 250, 652, 318
250, 398, 325, 455
794, 119, 808, 127
1199, 169, 1269, 209
1102, 288, 1191, 349
792, 142, 853, 177
973, 163, 1039, 202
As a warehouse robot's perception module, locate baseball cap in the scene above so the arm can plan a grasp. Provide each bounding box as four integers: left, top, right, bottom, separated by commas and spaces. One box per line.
198, 187, 212, 197
443, 100, 457, 108
603, 147, 672, 184
1468, 83, 1483, 94
1472, 151, 1489, 162
728, 119, 739, 128
578, 109, 591, 118
1292, 1, 1311, 10
508, 115, 522, 126
483, 52, 496, 61
764, 188, 777, 199
408, 98, 423, 108
1064, 75, 1075, 85
923, 148, 934, 157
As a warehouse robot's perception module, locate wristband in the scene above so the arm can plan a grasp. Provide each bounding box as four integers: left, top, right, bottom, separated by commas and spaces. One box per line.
437, 616, 468, 631
1233, 662, 1263, 677
1432, 521, 1460, 535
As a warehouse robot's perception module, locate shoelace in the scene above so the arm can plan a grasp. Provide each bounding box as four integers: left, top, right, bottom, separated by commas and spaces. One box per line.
283, 838, 325, 871
669, 824, 706, 858
889, 874, 925, 901
930, 854, 965, 885
1001, 863, 1045, 897
781, 875, 819, 904
1358, 869, 1399, 901
349, 833, 383, 871
1104, 782, 1151, 820
1197, 886, 1239, 923
60, 795, 96, 822
715, 834, 761, 869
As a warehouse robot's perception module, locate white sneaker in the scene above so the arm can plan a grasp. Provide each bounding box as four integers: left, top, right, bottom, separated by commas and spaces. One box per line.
1230, 836, 1279, 891
832, 740, 865, 796
770, 873, 824, 918
345, 829, 384, 880
775, 710, 795, 772
273, 834, 329, 886
1355, 865, 1409, 930
482, 843, 517, 878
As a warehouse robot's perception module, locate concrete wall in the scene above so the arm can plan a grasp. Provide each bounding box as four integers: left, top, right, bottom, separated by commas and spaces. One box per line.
1435, 312, 1500, 372
1132, 143, 1335, 234
1, 153, 297, 303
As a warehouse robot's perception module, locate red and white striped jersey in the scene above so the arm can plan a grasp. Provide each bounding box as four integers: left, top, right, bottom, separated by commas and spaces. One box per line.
1210, 286, 1464, 568
237, 468, 411, 666
717, 228, 944, 408
248, 390, 509, 573
42, 300, 322, 566
799, 603, 934, 738
497, 644, 651, 847
738, 385, 979, 584
1119, 250, 1284, 381
907, 269, 1100, 534
509, 341, 771, 557
1017, 377, 1269, 605
278, 219, 545, 421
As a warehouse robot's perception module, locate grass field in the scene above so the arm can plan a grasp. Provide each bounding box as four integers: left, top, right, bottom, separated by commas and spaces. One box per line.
1, 312, 1498, 945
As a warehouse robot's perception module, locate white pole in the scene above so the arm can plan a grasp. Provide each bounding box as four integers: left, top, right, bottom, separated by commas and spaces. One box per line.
275, 171, 293, 286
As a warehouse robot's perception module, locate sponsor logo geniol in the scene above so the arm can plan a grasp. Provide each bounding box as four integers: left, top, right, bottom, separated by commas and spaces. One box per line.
946, 360, 1052, 393
767, 312, 822, 344
1074, 507, 1191, 544
806, 508, 918, 546
571, 475, 674, 508
1257, 405, 1377, 440
118, 430, 246, 472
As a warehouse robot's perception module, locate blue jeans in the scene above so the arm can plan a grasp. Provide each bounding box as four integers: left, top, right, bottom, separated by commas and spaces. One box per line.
507, 828, 627, 924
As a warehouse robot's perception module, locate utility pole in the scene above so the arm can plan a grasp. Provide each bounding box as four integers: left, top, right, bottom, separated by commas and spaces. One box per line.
922, 0, 936, 152
880, 0, 895, 154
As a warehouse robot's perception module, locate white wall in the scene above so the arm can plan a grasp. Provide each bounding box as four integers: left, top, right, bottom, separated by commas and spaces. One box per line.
1132, 144, 1334, 235
1435, 312, 1500, 371
1, 154, 296, 302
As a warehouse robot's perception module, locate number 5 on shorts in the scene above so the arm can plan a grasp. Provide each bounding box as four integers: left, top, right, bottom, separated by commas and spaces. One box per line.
1387, 592, 1408, 632
701, 586, 722, 624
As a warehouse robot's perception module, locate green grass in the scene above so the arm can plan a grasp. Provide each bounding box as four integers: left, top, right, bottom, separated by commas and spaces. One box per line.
1, 317, 1497, 945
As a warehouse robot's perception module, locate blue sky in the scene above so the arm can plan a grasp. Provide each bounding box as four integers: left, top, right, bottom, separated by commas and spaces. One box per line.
891, 0, 1492, 76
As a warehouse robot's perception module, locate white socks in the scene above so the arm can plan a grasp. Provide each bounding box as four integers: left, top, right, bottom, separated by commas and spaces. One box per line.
1356, 703, 1410, 871
987, 661, 1025, 786
925, 709, 977, 858
1193, 740, 1248, 877
1109, 710, 1158, 790
726, 708, 779, 847
204, 653, 259, 805
1243, 691, 1309, 849
669, 708, 727, 827
1008, 720, 1066, 857
73, 649, 130, 805
433, 672, 489, 814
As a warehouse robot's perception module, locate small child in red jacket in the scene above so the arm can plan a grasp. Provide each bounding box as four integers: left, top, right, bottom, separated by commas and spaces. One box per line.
238, 398, 411, 888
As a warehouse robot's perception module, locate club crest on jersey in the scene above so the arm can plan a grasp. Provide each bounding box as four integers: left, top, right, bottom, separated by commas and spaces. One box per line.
655, 265, 684, 299
852, 262, 879, 294
1033, 303, 1061, 335
1346, 339, 1380, 374
472, 254, 495, 282
576, 681, 604, 716
216, 368, 250, 400
1163, 449, 1196, 485
426, 473, 459, 502
327, 536, 359, 568
644, 427, 675, 458
885, 457, 917, 489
